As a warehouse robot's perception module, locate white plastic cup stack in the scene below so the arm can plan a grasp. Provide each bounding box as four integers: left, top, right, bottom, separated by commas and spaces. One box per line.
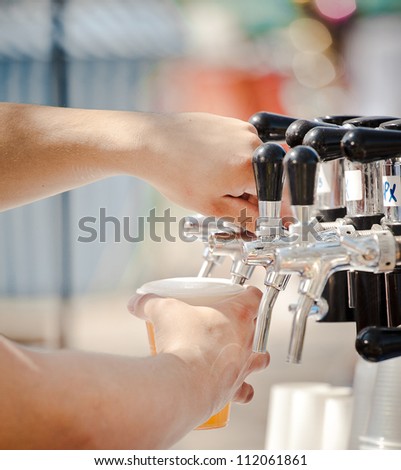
321, 387, 353, 449
265, 382, 353, 450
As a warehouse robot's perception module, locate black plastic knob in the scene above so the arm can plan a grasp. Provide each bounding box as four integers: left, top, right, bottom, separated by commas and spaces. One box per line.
356, 326, 401, 362
314, 115, 361, 125
380, 118, 401, 131
285, 119, 339, 148
343, 115, 399, 128
249, 112, 298, 142
252, 143, 286, 202
341, 128, 401, 163
303, 126, 350, 161
284, 145, 320, 206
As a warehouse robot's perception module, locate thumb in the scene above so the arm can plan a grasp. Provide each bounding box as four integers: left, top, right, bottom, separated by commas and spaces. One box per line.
127, 293, 163, 320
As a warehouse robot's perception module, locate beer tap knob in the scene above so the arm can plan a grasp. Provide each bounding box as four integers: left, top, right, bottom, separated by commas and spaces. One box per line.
251, 142, 288, 353
341, 128, 401, 163
380, 118, 401, 131
303, 126, 350, 162
252, 142, 286, 222
356, 326, 401, 362
249, 111, 298, 142
343, 115, 399, 128
285, 119, 339, 148
314, 115, 362, 125
286, 145, 320, 206
285, 145, 320, 238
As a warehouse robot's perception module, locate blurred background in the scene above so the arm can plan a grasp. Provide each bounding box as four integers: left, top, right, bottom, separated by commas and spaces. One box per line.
1, 0, 401, 449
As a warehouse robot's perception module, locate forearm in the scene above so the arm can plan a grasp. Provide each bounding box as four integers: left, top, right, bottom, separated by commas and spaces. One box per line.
0, 102, 261, 220
0, 103, 154, 211
0, 337, 212, 449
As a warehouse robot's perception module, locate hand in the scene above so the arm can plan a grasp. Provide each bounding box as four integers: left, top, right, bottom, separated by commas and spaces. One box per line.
128, 286, 269, 417
136, 112, 262, 226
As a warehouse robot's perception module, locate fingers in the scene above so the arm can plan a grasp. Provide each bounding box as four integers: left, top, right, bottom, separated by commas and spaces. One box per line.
215, 286, 262, 321
232, 382, 254, 404
214, 195, 258, 232
247, 352, 270, 372
127, 293, 165, 320
231, 353, 270, 404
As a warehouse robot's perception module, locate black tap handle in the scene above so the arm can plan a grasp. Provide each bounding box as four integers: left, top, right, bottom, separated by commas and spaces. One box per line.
341, 128, 401, 163
343, 115, 399, 128
314, 115, 362, 125
284, 145, 320, 206
285, 119, 339, 148
380, 118, 401, 131
302, 126, 350, 161
249, 111, 298, 142
252, 143, 286, 202
356, 326, 401, 362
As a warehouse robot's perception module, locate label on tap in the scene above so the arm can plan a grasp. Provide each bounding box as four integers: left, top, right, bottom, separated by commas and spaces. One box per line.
383, 176, 401, 206
316, 166, 331, 194
345, 170, 363, 201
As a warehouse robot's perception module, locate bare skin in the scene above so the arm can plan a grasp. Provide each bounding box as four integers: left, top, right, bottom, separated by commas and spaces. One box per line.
0, 102, 261, 224
0, 102, 270, 449
0, 288, 268, 449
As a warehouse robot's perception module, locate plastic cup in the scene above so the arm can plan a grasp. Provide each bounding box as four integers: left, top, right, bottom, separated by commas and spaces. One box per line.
265, 382, 331, 450
321, 387, 353, 450
348, 357, 378, 449
265, 382, 353, 450
136, 276, 245, 430
359, 356, 401, 449
288, 383, 335, 450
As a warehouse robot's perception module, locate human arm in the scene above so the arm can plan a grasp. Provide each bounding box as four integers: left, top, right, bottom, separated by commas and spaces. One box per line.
0, 102, 261, 221
0, 287, 268, 449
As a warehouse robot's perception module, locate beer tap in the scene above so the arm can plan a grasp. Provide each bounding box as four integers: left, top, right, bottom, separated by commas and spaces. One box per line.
302, 119, 391, 332
342, 124, 401, 361
273, 145, 399, 363
250, 142, 290, 354
302, 125, 354, 323
182, 214, 224, 277
277, 145, 326, 363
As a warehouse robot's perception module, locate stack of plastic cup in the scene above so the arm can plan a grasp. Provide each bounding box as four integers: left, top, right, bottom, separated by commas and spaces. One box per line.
265, 382, 353, 450
265, 382, 330, 449
321, 388, 354, 449
289, 385, 353, 450
348, 357, 379, 449
359, 357, 401, 450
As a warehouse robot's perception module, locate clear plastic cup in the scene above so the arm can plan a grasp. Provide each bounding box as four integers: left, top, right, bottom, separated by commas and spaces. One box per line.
359, 356, 401, 449
348, 357, 378, 449
136, 276, 245, 430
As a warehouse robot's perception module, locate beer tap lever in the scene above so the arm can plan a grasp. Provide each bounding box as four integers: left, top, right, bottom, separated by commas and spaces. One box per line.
356, 326, 401, 362
251, 142, 289, 353
249, 111, 298, 142
252, 142, 286, 235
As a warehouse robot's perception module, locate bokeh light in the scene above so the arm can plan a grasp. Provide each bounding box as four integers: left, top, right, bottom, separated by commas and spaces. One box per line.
314, 0, 357, 22
292, 51, 336, 88
288, 17, 332, 52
